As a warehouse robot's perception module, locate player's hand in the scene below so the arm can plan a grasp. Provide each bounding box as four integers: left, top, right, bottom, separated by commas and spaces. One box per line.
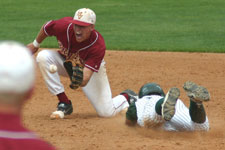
27, 42, 39, 54
63, 60, 84, 90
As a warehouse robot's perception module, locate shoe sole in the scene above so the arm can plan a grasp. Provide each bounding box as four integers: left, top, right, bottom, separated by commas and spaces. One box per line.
183, 81, 210, 102
121, 89, 137, 97
162, 87, 180, 121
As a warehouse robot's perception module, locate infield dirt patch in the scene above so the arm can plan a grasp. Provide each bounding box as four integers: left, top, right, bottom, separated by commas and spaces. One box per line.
23, 50, 225, 150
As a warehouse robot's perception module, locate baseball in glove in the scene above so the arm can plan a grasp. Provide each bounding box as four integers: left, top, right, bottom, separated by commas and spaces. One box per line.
63, 60, 84, 90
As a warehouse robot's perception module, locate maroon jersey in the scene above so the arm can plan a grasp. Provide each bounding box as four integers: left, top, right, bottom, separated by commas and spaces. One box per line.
0, 113, 56, 150
44, 17, 106, 72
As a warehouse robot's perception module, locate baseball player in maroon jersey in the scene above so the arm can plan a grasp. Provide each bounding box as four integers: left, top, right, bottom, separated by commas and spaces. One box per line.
0, 41, 56, 150
27, 8, 129, 118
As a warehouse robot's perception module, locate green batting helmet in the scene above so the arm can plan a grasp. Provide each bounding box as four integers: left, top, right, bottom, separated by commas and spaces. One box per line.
138, 83, 165, 98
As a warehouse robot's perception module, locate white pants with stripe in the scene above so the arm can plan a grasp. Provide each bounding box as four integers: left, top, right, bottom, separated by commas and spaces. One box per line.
36, 49, 129, 117
136, 95, 209, 131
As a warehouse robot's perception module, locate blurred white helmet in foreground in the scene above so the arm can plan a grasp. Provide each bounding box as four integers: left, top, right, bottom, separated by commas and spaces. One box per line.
0, 41, 35, 98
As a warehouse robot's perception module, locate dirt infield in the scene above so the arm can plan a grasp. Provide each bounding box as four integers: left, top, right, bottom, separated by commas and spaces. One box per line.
23, 50, 225, 150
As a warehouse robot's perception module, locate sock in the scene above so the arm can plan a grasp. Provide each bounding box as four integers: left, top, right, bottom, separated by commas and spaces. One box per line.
155, 98, 164, 115
57, 92, 71, 104
121, 93, 130, 104
189, 100, 206, 123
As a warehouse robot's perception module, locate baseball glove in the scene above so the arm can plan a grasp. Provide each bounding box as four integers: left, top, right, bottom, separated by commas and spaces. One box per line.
63, 60, 84, 90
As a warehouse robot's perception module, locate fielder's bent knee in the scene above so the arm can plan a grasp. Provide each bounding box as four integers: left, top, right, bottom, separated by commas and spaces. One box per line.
97, 110, 114, 118
36, 50, 50, 64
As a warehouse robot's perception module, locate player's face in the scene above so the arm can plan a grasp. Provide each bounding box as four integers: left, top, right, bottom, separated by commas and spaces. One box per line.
73, 24, 95, 43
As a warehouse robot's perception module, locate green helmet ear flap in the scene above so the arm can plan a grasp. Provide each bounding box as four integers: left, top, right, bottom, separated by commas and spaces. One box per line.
138, 83, 165, 98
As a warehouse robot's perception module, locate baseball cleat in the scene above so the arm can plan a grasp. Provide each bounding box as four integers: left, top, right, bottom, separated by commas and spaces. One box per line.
183, 81, 210, 103
121, 89, 138, 104
50, 101, 73, 119
57, 101, 73, 115
162, 87, 180, 121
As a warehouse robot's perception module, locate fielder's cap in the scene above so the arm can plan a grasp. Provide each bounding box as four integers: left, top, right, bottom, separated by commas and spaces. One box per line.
69, 8, 96, 26
0, 41, 35, 94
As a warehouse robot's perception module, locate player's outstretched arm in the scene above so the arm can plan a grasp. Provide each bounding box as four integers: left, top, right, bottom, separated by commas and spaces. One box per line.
81, 67, 94, 87
27, 24, 47, 54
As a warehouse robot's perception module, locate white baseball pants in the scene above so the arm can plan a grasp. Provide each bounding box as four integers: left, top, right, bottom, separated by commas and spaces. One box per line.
136, 96, 209, 131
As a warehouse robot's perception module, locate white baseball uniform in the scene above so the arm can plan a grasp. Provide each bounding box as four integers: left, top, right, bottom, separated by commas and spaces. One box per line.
135, 95, 209, 131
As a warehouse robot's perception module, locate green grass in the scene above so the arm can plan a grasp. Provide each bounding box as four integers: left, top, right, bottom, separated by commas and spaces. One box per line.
0, 0, 225, 52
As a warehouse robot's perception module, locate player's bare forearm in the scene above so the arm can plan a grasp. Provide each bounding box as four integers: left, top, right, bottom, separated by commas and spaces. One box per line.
36, 25, 48, 44
81, 67, 93, 87
27, 25, 47, 54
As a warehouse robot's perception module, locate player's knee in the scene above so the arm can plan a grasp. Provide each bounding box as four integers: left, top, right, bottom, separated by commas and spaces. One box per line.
36, 50, 50, 64
97, 110, 114, 118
